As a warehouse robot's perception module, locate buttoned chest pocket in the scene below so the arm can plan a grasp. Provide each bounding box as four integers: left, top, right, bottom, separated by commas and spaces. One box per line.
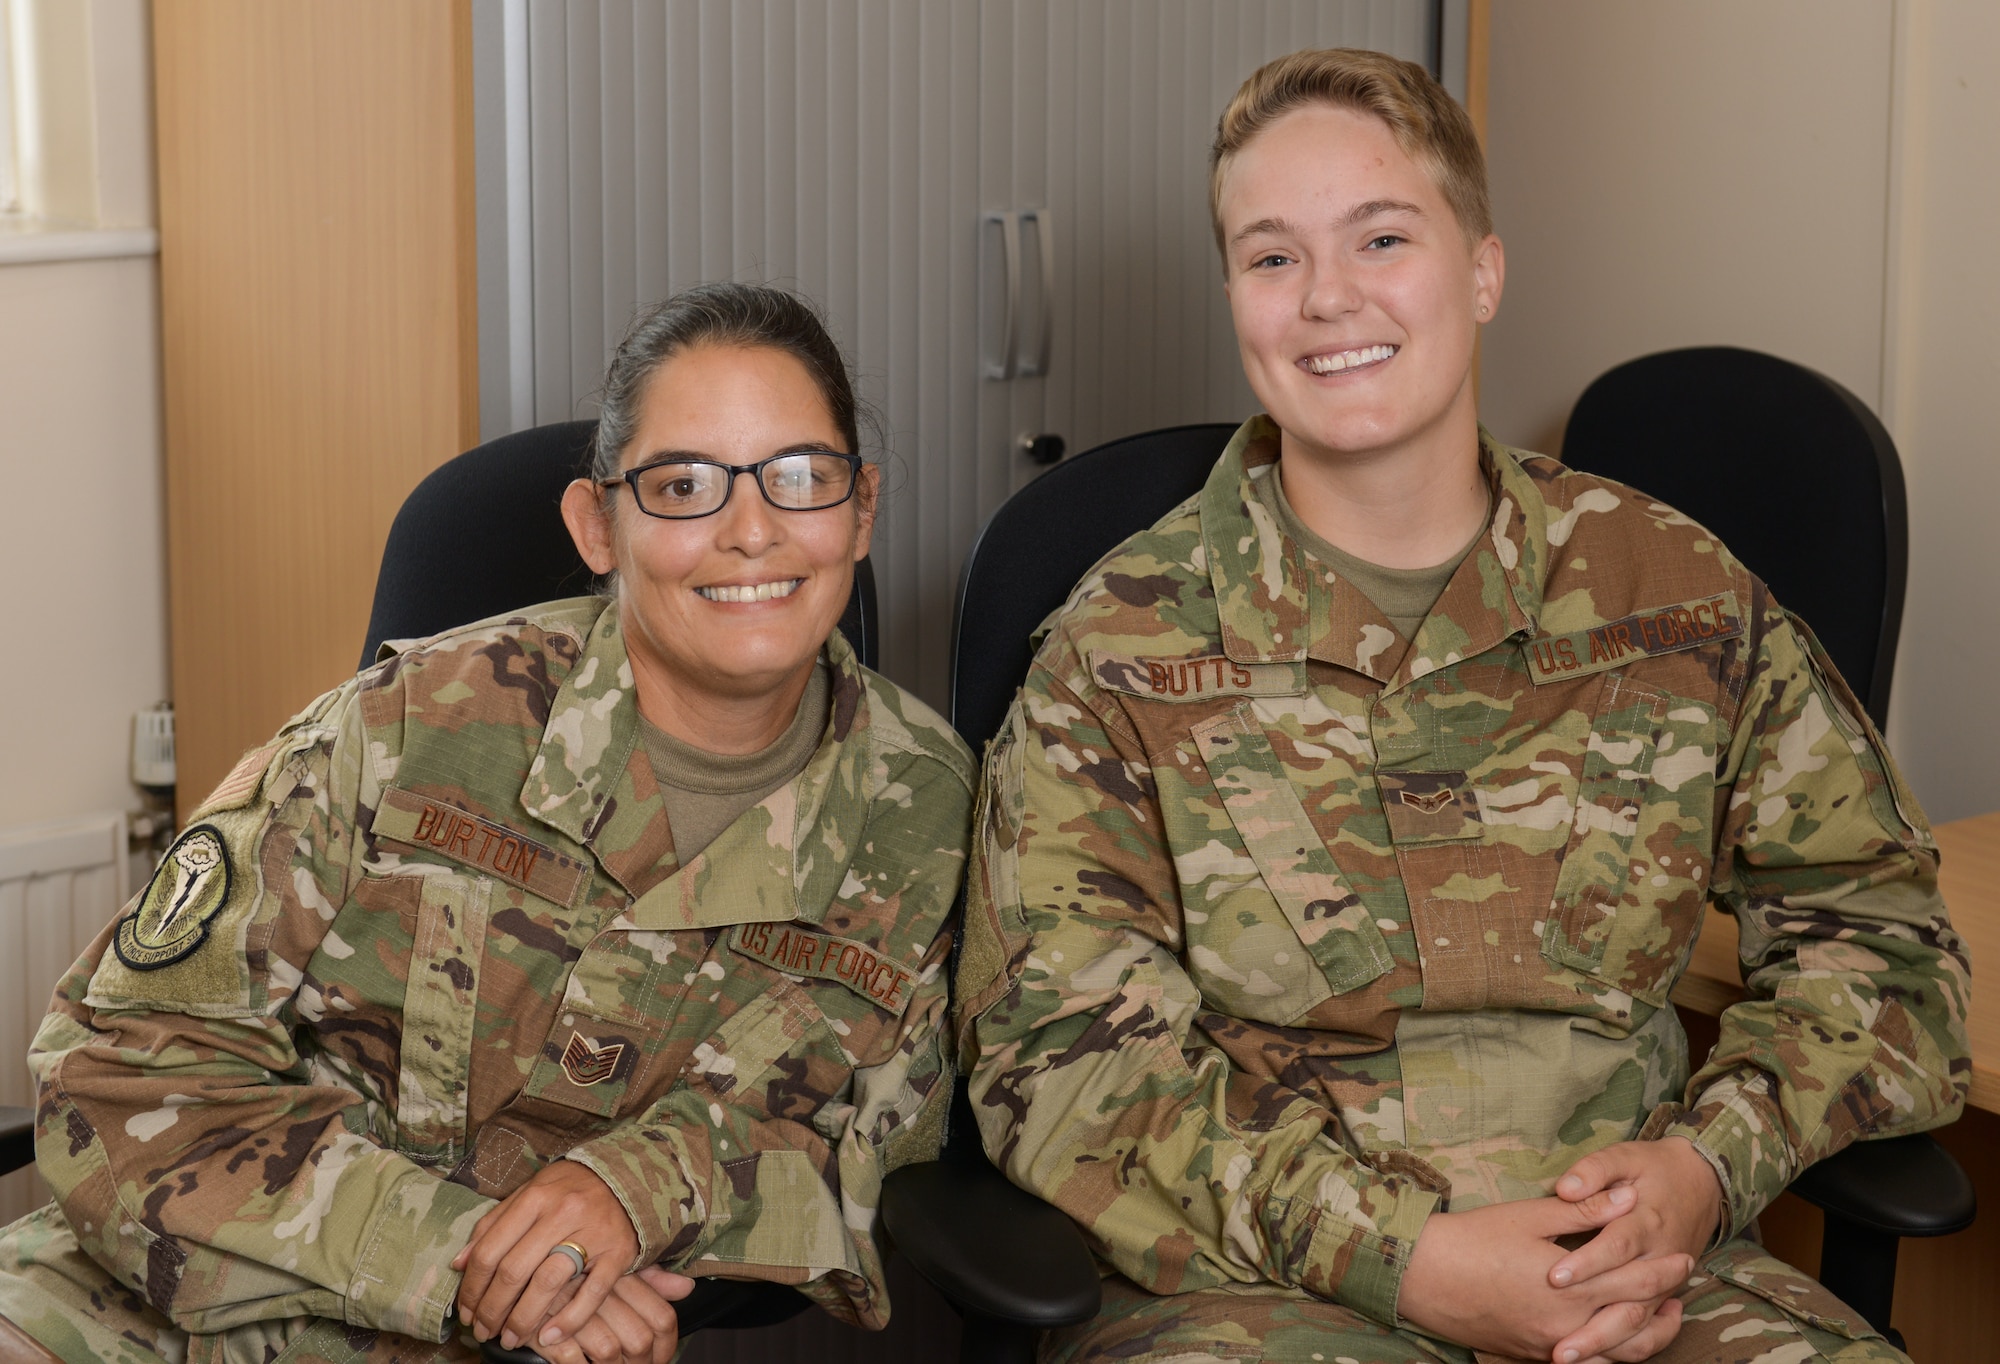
1543, 674, 1717, 1007
1178, 708, 1393, 1027
519, 928, 697, 1123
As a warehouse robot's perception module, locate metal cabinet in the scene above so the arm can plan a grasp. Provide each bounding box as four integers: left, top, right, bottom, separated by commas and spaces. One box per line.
474, 0, 1446, 707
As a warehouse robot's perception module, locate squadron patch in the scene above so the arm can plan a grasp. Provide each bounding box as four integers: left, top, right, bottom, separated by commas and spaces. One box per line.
115, 825, 234, 971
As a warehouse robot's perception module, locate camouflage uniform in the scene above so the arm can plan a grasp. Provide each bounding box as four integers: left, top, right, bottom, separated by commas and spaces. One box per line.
0, 597, 974, 1363
955, 419, 1969, 1364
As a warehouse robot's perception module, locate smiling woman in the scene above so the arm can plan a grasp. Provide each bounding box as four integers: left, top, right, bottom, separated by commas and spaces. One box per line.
955, 46, 1964, 1364
561, 288, 881, 754
0, 281, 973, 1364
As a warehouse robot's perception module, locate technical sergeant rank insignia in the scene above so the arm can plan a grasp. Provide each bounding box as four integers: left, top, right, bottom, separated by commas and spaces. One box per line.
560, 1031, 625, 1087
115, 824, 233, 971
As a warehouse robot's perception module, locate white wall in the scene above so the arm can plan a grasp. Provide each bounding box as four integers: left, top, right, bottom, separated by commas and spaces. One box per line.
1480, 0, 2000, 823
1879, 1, 2000, 825
0, 0, 166, 831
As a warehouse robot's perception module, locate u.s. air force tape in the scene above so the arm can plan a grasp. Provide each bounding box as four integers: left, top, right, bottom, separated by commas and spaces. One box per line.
729, 921, 916, 1011
115, 824, 233, 970
1525, 592, 1744, 684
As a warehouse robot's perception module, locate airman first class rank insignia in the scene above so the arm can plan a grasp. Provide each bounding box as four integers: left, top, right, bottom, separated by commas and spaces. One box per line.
115, 824, 233, 970
1525, 592, 1744, 684
730, 921, 916, 1011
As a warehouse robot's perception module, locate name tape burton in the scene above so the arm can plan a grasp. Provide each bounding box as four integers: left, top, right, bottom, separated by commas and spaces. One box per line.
371, 789, 587, 905
1526, 592, 1744, 685
730, 921, 916, 1012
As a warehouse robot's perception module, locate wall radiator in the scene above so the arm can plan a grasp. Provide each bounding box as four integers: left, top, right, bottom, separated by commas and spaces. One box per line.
0, 814, 130, 1224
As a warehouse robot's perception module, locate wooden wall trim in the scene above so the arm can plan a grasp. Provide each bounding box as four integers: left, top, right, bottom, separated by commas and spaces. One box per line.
157, 0, 479, 818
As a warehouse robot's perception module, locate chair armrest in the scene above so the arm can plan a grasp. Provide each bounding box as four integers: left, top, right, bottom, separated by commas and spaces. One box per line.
0, 1106, 32, 1178
881, 1158, 1100, 1329
1787, 1131, 1976, 1238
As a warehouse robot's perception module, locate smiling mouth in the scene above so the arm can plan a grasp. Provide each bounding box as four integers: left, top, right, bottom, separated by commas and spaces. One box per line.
696, 578, 804, 603
1303, 344, 1399, 375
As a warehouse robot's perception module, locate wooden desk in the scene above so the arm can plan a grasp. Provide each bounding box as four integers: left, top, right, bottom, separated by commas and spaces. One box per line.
1672, 809, 1997, 1113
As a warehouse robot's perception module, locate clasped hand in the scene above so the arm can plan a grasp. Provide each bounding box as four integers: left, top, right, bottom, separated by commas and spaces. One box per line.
1398, 1137, 1722, 1364
451, 1159, 694, 1364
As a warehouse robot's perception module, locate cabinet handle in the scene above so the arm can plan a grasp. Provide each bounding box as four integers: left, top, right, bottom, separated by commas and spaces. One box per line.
1018, 208, 1055, 377
982, 210, 1021, 380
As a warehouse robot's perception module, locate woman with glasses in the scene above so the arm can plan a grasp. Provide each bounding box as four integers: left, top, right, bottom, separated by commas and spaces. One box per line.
0, 284, 974, 1364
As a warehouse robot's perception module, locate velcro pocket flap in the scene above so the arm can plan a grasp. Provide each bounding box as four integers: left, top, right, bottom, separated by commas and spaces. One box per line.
1192, 705, 1392, 997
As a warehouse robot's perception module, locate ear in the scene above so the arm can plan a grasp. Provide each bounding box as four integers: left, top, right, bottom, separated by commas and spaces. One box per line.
849, 464, 882, 562
1472, 232, 1505, 323
561, 479, 619, 576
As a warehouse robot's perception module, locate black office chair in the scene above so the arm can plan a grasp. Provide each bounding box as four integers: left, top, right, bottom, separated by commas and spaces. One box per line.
360, 418, 877, 672
882, 424, 1238, 1364
1562, 346, 1975, 1346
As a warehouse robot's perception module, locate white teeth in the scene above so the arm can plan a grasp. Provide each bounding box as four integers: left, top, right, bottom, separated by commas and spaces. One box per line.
1305, 344, 1398, 375
696, 579, 803, 603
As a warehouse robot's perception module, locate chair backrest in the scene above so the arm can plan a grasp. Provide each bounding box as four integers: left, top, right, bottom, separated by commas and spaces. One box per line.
950, 423, 1238, 748
360, 419, 878, 671
1559, 346, 1907, 729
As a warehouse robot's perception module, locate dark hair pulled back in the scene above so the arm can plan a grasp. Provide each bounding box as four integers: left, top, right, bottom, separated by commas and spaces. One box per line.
591, 282, 862, 480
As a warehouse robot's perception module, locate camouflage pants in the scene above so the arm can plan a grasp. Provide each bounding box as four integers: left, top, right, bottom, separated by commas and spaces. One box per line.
1041, 1241, 1901, 1364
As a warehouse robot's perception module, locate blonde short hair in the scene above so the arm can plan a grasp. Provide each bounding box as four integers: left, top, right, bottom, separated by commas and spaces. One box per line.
1208, 47, 1490, 257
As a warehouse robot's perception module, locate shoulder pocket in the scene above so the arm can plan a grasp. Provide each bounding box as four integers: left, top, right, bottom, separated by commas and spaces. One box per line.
1185, 705, 1392, 1025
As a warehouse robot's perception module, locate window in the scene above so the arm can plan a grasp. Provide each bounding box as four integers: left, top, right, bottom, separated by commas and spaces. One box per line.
0, 0, 19, 216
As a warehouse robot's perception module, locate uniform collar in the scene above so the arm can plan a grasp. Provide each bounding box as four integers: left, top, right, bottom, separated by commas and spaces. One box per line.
1200, 417, 1548, 687
521, 599, 872, 925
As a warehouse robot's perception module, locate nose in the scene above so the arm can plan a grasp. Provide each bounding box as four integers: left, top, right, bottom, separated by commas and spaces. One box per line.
1302, 256, 1362, 321
713, 470, 782, 551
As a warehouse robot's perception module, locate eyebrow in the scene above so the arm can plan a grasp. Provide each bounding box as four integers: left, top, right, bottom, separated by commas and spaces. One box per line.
1229, 199, 1426, 246
628, 442, 846, 469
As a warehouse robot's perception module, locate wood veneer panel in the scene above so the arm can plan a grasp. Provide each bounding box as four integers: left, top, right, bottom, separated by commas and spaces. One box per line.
155, 0, 477, 820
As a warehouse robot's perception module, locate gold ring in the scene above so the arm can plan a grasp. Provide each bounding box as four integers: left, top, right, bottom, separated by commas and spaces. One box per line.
548, 1241, 588, 1278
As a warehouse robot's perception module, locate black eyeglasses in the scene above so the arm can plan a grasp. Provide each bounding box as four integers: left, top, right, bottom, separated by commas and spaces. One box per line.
600, 449, 863, 520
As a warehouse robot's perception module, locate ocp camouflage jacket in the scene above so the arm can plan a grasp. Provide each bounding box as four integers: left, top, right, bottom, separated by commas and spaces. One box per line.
3, 597, 973, 1362
956, 418, 1969, 1327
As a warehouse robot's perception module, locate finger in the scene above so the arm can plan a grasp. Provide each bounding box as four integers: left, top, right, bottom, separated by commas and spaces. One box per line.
475, 1232, 573, 1342
1550, 1212, 1642, 1287
1572, 1252, 1695, 1318
1557, 1144, 1646, 1203
537, 1259, 625, 1351
1604, 1297, 1683, 1363
585, 1291, 653, 1364
570, 1310, 630, 1364
1537, 1183, 1636, 1238
635, 1265, 696, 1300
610, 1273, 678, 1332
496, 1250, 585, 1350
1551, 1295, 1658, 1364
610, 1273, 683, 1364
457, 1201, 542, 1330
452, 1204, 506, 1272
1568, 1296, 1684, 1364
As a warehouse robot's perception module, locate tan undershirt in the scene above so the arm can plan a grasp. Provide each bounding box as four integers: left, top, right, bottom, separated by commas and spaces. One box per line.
1257, 465, 1490, 640
638, 661, 830, 863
